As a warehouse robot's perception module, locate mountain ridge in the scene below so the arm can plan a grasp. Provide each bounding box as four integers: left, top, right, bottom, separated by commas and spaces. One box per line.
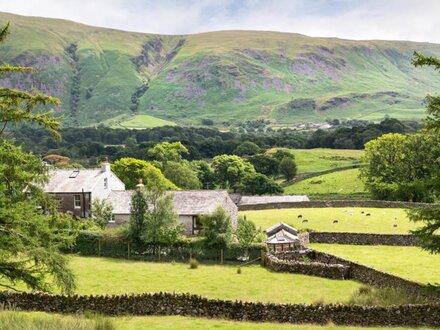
1, 11, 440, 127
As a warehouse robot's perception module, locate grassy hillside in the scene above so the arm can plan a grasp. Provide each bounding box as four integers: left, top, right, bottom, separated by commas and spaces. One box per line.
284, 168, 367, 197
1, 12, 440, 126
271, 148, 364, 173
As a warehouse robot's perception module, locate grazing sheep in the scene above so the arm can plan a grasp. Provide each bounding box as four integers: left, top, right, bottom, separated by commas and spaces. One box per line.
333, 220, 339, 224
366, 213, 371, 216
298, 215, 303, 219
393, 224, 398, 228
394, 216, 398, 220
302, 219, 308, 223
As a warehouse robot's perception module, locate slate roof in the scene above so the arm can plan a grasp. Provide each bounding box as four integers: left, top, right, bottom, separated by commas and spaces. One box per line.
44, 169, 106, 193
267, 229, 301, 244
266, 222, 298, 237
106, 190, 234, 216
239, 195, 309, 205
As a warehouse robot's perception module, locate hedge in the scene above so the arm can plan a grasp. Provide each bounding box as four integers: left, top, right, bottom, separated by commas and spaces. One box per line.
68, 230, 266, 263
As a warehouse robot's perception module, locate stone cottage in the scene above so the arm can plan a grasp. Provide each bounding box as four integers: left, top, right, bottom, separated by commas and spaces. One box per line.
43, 160, 125, 218
106, 189, 238, 235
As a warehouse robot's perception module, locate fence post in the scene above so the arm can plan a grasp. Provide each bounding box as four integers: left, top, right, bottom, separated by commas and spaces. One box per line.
127, 242, 130, 259
220, 249, 224, 264
98, 239, 101, 257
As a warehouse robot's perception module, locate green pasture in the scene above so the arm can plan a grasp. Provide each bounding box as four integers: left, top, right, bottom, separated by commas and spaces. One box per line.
111, 114, 176, 129
310, 244, 440, 284
241, 207, 416, 234
284, 168, 368, 198
61, 257, 361, 305
270, 148, 364, 174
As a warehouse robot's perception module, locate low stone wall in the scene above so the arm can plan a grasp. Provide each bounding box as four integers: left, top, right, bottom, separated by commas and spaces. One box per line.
263, 253, 350, 280
310, 250, 436, 298
238, 200, 439, 211
1, 291, 439, 327
309, 232, 421, 246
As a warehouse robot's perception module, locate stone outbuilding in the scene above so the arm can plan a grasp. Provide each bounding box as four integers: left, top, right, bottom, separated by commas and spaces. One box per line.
106, 189, 238, 236
265, 222, 302, 252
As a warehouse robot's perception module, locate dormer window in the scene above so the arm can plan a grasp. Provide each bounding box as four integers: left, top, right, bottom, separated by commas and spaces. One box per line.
104, 178, 108, 189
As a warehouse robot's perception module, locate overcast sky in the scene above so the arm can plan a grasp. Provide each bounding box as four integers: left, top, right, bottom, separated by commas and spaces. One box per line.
1, 0, 440, 43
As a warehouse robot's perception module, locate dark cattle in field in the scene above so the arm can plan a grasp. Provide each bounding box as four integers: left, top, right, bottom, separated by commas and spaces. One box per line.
393, 224, 398, 228
333, 220, 338, 224
298, 215, 303, 218
302, 219, 308, 223
366, 213, 371, 216
361, 211, 364, 214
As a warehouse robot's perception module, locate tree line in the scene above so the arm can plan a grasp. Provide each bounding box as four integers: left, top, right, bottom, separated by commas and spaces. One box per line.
11, 117, 417, 167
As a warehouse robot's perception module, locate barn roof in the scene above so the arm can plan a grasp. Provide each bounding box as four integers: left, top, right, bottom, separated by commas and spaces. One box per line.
106, 190, 235, 216
239, 195, 309, 206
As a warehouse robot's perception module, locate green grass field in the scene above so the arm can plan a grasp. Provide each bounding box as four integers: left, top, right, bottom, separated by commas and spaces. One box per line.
310, 244, 440, 284
280, 149, 364, 174
1, 312, 434, 330
284, 168, 367, 197
112, 114, 176, 129
241, 207, 416, 234
62, 257, 361, 305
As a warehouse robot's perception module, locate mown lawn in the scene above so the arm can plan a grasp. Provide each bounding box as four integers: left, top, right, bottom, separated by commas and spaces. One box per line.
241, 208, 416, 234
269, 148, 364, 174
64, 257, 361, 305
284, 168, 367, 197
310, 244, 440, 284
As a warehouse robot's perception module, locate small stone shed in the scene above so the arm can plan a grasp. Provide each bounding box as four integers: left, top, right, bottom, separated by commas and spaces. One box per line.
265, 222, 302, 252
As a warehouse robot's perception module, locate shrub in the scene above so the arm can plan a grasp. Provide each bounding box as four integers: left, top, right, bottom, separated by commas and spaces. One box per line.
189, 258, 199, 269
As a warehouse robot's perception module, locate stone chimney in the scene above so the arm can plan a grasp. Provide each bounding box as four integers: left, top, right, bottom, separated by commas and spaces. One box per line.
136, 178, 144, 191
101, 157, 110, 172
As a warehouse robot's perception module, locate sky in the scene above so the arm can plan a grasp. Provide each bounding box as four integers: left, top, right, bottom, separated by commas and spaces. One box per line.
1, 0, 440, 43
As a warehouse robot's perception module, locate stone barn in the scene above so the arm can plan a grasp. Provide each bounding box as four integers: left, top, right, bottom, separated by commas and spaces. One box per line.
106, 189, 238, 236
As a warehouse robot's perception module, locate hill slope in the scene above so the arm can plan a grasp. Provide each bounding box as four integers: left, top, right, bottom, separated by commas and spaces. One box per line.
1, 12, 440, 126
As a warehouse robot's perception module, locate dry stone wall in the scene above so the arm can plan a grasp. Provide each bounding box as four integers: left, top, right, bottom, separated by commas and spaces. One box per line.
1, 291, 439, 327
308, 232, 421, 246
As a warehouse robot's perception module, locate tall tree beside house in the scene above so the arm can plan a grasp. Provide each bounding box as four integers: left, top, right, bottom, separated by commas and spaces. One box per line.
0, 23, 76, 293
91, 198, 113, 229
163, 161, 201, 189
408, 52, 440, 254
236, 216, 258, 257
238, 172, 283, 195
200, 206, 233, 249
112, 157, 177, 190
211, 155, 255, 192
128, 187, 149, 245
140, 188, 182, 249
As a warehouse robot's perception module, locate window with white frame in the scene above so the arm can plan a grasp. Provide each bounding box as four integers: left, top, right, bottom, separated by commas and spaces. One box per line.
74, 194, 81, 208
104, 177, 108, 189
